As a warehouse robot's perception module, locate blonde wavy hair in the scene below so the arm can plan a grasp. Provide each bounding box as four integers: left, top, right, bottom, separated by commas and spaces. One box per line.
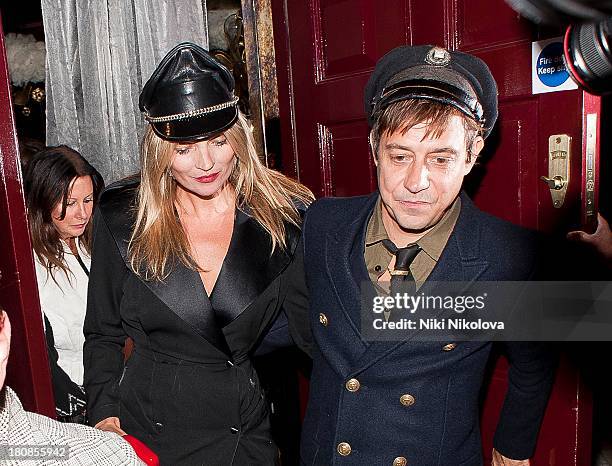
128, 112, 314, 281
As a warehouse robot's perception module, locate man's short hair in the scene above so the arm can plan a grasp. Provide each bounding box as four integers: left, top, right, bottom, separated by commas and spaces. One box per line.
369, 98, 484, 163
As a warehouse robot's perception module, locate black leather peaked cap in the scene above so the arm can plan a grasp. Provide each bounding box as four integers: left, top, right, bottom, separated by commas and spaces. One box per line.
139, 42, 238, 141
365, 45, 498, 138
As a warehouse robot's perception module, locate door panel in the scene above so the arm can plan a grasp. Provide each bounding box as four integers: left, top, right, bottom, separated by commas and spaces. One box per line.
477, 45, 532, 100
318, 120, 376, 197
536, 91, 584, 230
0, 25, 55, 417
481, 353, 592, 465
456, 1, 533, 48
273, 0, 597, 464
469, 99, 539, 227
314, 0, 408, 80
275, 0, 412, 196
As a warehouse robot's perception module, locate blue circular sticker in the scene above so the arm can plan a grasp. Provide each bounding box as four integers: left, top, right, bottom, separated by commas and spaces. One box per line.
537, 42, 569, 87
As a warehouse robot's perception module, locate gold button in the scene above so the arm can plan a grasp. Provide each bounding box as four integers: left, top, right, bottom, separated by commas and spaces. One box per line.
337, 442, 351, 456
319, 313, 328, 326
393, 456, 407, 466
345, 378, 360, 392
442, 343, 457, 351
400, 394, 415, 407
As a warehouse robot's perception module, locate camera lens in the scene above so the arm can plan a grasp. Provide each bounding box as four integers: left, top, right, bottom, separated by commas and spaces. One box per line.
506, 0, 612, 25
564, 17, 612, 95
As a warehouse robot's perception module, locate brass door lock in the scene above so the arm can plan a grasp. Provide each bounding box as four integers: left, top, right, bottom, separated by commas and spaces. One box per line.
540, 175, 565, 190
540, 135, 571, 208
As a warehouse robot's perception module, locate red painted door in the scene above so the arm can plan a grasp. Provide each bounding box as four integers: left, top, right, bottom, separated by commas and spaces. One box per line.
272, 0, 600, 464
0, 24, 55, 416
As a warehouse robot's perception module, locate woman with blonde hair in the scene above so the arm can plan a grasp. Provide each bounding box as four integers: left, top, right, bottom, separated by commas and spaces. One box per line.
83, 43, 313, 464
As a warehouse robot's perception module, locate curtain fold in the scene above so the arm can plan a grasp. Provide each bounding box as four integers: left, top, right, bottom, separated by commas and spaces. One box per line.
42, 0, 209, 182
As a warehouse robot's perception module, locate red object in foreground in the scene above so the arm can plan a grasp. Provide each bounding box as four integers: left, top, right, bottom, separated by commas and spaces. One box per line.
122, 435, 159, 466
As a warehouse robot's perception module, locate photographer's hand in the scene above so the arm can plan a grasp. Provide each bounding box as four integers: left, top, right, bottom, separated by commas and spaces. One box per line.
567, 213, 612, 266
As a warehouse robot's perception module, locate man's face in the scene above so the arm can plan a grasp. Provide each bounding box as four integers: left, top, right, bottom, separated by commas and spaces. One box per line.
375, 115, 483, 235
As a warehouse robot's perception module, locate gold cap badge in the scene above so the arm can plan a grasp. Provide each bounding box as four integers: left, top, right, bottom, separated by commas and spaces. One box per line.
425, 47, 451, 66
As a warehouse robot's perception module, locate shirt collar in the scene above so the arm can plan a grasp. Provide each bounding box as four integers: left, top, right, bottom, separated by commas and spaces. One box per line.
417, 196, 461, 261
365, 197, 388, 246
365, 194, 462, 260
61, 237, 88, 256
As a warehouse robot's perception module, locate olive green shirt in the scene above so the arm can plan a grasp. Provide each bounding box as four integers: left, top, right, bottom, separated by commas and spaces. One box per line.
364, 196, 462, 290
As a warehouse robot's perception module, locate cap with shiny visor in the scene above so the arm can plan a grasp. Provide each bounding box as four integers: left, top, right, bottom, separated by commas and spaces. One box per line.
139, 42, 239, 142
365, 45, 498, 138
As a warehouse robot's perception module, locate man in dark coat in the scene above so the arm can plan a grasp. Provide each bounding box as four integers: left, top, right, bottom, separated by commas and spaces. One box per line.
298, 45, 556, 466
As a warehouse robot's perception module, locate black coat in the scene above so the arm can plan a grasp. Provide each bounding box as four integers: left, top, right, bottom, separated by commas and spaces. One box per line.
299, 192, 556, 466
83, 178, 310, 465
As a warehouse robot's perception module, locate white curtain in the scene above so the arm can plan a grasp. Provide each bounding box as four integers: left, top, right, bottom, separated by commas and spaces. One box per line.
41, 0, 209, 183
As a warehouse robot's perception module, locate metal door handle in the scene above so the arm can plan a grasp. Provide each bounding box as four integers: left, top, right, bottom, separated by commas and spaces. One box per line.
540, 175, 566, 190
542, 135, 571, 208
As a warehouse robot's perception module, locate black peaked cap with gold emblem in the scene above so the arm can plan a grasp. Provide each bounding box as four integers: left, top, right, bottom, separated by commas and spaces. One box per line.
365, 45, 498, 138
139, 42, 238, 142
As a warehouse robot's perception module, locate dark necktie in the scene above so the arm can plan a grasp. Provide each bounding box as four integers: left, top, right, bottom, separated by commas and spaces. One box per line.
382, 239, 421, 297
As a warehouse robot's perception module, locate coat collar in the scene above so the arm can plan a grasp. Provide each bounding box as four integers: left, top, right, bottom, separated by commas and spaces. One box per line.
210, 207, 296, 326
98, 180, 298, 359
323, 191, 489, 374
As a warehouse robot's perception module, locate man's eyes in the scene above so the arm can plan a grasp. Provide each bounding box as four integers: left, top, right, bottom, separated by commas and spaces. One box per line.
431, 156, 452, 165
389, 154, 409, 163
386, 153, 455, 165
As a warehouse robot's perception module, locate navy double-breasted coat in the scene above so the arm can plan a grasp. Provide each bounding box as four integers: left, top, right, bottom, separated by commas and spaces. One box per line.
298, 192, 556, 466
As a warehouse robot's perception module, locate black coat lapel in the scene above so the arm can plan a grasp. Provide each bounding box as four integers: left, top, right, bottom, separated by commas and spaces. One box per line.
98, 180, 231, 357
210, 208, 296, 327
145, 262, 232, 356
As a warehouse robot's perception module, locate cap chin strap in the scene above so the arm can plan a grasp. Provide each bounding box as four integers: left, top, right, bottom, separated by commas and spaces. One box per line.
144, 95, 239, 123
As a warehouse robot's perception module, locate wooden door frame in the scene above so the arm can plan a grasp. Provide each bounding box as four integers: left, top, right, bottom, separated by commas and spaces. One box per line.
0, 16, 55, 417
241, 0, 285, 169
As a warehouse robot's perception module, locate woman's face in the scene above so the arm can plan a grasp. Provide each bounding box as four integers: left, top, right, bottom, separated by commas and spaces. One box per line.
51, 176, 94, 241
170, 134, 236, 198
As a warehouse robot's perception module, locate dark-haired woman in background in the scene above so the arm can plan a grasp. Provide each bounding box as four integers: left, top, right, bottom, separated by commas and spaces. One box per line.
24, 146, 104, 423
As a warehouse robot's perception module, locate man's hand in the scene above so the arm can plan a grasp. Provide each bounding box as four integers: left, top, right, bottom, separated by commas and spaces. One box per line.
95, 416, 127, 436
492, 448, 529, 465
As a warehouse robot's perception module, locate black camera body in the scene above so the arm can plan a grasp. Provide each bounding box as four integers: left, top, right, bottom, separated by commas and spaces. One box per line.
507, 0, 612, 95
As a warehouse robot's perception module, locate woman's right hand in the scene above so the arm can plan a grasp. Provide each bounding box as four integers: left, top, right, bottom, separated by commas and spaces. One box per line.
95, 417, 127, 435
